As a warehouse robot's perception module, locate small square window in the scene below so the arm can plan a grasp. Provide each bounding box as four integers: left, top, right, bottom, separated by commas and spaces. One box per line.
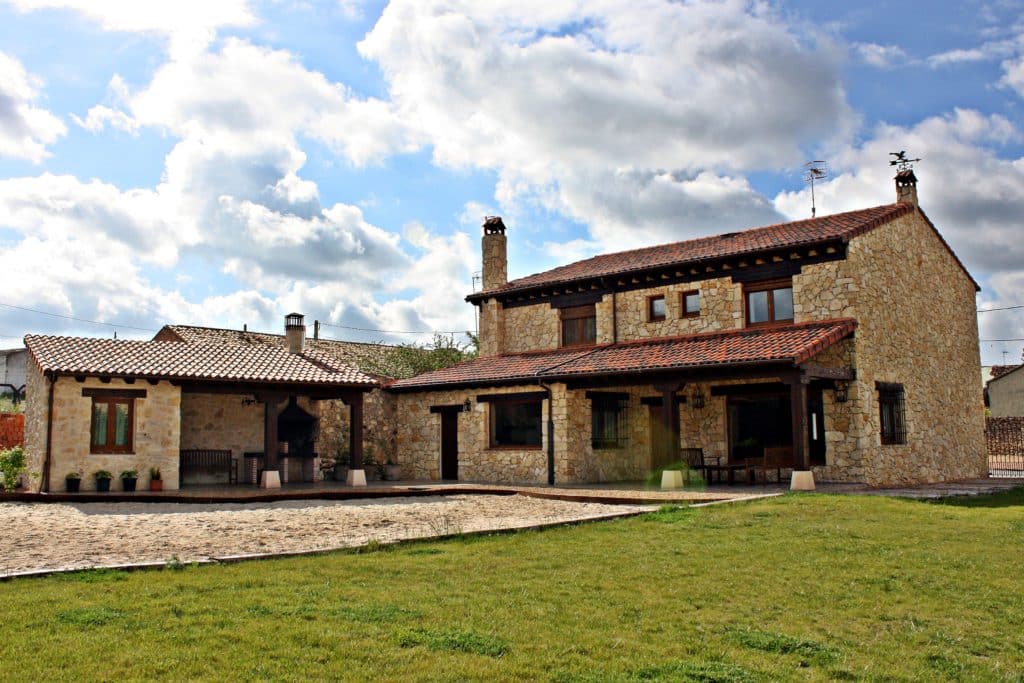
682, 290, 700, 318
648, 295, 666, 322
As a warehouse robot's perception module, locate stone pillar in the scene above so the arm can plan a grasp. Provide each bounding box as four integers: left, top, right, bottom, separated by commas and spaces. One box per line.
477, 299, 505, 358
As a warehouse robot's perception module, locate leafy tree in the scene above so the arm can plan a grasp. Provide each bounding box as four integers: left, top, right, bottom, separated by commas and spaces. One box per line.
366, 333, 477, 379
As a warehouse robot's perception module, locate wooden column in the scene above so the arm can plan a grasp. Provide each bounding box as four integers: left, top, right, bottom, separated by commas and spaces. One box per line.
263, 395, 283, 471
349, 391, 364, 470
654, 382, 683, 465
787, 373, 811, 470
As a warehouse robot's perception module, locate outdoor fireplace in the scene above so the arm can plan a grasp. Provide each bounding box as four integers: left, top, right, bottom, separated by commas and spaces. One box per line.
277, 396, 319, 456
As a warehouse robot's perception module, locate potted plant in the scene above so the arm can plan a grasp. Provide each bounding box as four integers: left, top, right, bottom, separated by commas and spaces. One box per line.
333, 446, 350, 481
120, 469, 139, 492
384, 456, 401, 482
149, 467, 163, 492
93, 470, 113, 492
65, 471, 82, 493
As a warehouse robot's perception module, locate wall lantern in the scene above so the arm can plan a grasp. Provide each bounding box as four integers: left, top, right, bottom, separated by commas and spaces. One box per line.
463, 398, 472, 413
692, 392, 705, 410
834, 381, 849, 404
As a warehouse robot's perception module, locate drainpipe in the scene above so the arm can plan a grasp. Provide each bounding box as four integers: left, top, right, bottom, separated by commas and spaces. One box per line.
40, 371, 56, 493
538, 382, 556, 485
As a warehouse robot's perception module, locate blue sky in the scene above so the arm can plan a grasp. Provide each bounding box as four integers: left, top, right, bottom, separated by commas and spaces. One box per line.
0, 0, 1022, 365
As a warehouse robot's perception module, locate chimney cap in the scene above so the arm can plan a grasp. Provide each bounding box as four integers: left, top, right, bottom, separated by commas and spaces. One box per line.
483, 216, 506, 235
895, 168, 917, 186
285, 312, 305, 328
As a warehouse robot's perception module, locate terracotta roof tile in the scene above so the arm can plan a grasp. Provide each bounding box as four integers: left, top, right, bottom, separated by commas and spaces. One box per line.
157, 324, 422, 379
387, 319, 856, 391
989, 364, 1022, 381
24, 335, 378, 387
471, 205, 914, 299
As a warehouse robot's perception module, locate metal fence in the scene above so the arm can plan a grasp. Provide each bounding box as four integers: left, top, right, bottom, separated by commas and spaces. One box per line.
986, 417, 1024, 477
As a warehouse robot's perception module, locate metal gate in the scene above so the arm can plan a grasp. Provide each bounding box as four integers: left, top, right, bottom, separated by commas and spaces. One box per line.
986, 417, 1024, 477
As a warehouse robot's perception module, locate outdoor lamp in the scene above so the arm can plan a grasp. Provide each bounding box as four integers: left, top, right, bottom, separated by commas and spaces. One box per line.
834, 381, 849, 404
463, 398, 472, 412
692, 391, 705, 409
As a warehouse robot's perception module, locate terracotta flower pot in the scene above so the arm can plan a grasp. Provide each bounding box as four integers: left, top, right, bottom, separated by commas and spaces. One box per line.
150, 479, 163, 492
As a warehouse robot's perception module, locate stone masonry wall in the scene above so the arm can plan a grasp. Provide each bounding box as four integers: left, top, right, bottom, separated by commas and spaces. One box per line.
179, 393, 263, 482
395, 385, 549, 483
28, 375, 182, 492
21, 360, 47, 490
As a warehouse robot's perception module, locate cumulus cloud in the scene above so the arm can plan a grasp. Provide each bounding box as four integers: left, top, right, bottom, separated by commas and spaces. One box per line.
0, 51, 66, 162
358, 0, 852, 250
854, 42, 908, 69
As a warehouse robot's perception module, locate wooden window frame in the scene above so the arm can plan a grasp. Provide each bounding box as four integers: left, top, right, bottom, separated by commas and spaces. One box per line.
589, 394, 629, 450
647, 294, 667, 322
89, 396, 136, 454
743, 278, 794, 328
560, 304, 597, 348
681, 289, 700, 318
488, 397, 543, 450
877, 382, 907, 446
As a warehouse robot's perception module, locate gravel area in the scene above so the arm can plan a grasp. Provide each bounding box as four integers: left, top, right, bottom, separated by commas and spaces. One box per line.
1, 494, 652, 576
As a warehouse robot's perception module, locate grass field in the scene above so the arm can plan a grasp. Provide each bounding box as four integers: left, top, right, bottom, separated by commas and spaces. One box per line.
0, 491, 1022, 681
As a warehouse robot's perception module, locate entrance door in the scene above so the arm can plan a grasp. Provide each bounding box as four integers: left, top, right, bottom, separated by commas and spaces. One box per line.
440, 411, 459, 480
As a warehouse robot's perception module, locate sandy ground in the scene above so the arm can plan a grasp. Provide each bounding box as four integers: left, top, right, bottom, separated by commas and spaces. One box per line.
1, 495, 652, 576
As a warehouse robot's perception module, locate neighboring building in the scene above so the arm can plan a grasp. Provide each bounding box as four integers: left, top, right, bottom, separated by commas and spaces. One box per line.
22, 315, 378, 491
0, 348, 27, 399
988, 365, 1024, 417
387, 173, 987, 487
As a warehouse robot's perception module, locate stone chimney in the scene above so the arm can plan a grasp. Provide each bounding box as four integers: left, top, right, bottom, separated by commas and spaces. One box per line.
895, 168, 918, 207
481, 216, 508, 290
284, 312, 305, 354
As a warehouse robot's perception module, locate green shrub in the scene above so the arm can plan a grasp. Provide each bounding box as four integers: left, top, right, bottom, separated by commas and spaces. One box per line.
93, 470, 113, 481
120, 469, 138, 479
0, 445, 26, 492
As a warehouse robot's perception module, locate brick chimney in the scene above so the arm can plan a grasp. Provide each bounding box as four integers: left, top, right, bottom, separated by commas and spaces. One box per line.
895, 169, 918, 206
481, 216, 508, 290
284, 313, 305, 354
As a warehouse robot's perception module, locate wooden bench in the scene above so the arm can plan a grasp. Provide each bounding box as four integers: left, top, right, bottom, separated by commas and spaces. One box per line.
180, 449, 237, 484
682, 447, 749, 485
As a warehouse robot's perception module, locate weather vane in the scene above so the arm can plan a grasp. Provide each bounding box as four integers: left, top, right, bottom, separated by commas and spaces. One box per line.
803, 160, 828, 218
889, 151, 921, 173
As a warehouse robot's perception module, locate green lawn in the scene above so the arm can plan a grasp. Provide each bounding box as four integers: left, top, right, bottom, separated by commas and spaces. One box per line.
1, 492, 1022, 682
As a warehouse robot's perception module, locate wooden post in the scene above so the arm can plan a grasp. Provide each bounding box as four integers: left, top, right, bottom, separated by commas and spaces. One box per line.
654, 382, 683, 465
349, 392, 364, 470
788, 373, 810, 470
263, 395, 282, 471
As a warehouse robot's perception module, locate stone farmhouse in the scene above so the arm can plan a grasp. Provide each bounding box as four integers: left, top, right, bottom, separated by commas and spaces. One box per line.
20, 316, 413, 491
387, 172, 987, 487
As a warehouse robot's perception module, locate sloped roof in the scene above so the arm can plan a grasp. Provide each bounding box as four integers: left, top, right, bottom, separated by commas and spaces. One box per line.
24, 335, 378, 387
989, 364, 1022, 381
387, 319, 856, 391
469, 202, 979, 300
156, 325, 420, 380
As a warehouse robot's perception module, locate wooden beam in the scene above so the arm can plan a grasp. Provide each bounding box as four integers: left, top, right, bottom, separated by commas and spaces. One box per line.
349, 392, 364, 470
81, 388, 147, 399
800, 364, 856, 381
476, 391, 547, 403
430, 403, 467, 414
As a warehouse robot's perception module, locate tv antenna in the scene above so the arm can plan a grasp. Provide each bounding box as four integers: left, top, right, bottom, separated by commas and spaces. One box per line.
803, 161, 829, 218
889, 150, 920, 173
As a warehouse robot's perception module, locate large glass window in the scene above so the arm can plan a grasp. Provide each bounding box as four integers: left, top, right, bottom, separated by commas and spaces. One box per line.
489, 399, 543, 448
561, 305, 597, 347
90, 397, 134, 453
744, 279, 794, 327
878, 383, 907, 445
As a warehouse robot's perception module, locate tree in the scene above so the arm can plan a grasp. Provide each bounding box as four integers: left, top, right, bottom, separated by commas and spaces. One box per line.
365, 333, 477, 379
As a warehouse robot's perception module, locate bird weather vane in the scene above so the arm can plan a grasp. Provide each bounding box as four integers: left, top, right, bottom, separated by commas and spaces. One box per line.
889, 150, 921, 173
803, 160, 828, 218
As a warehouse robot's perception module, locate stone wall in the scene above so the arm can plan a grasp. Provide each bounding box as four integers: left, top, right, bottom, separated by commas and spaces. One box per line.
796, 209, 986, 485
502, 304, 560, 354
315, 390, 397, 469
179, 392, 263, 482
612, 276, 743, 341
21, 361, 46, 488
395, 385, 550, 483
26, 373, 183, 492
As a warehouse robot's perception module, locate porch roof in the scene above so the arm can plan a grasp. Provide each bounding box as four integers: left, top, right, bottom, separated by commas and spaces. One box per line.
23, 334, 379, 388
386, 318, 856, 391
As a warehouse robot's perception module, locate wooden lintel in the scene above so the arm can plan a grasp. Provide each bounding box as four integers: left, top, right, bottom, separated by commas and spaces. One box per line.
82, 388, 147, 399
124, 377, 135, 385
476, 391, 547, 403
800, 364, 856, 381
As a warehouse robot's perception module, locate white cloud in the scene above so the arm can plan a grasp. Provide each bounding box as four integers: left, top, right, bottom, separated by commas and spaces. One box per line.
0, 51, 66, 162
854, 42, 908, 69
358, 0, 851, 251
1000, 55, 1024, 96
71, 105, 139, 134
4, 0, 256, 55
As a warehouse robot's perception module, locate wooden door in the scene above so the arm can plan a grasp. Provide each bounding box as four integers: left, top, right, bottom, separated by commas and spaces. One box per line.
440, 411, 459, 480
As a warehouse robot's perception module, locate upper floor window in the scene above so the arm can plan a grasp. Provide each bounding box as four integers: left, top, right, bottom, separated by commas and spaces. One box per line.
744, 279, 794, 327
877, 382, 907, 445
561, 305, 596, 347
681, 290, 700, 318
91, 396, 135, 453
648, 295, 666, 322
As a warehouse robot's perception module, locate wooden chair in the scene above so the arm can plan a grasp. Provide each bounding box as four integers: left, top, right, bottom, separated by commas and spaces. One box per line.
681, 447, 743, 484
